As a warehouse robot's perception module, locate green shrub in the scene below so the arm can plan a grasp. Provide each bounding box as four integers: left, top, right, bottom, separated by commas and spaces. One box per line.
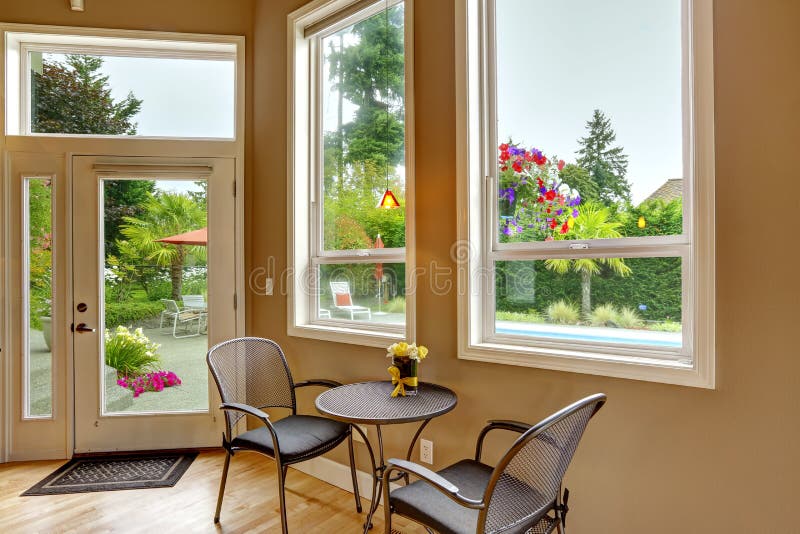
616, 306, 643, 329
105, 301, 163, 329
589, 304, 618, 326
496, 309, 544, 323
383, 297, 406, 313
104, 326, 161, 377
546, 300, 580, 324
649, 320, 682, 332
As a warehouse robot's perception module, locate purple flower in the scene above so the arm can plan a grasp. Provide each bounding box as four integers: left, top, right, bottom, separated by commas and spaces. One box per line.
572, 209, 579, 218
556, 208, 563, 216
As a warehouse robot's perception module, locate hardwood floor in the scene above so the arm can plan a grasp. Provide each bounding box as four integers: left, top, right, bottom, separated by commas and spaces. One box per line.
0, 450, 423, 533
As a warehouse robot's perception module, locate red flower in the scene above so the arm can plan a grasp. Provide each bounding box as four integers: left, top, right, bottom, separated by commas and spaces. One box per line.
501, 165, 508, 172
560, 221, 569, 234
546, 207, 551, 214
536, 177, 544, 188
537, 196, 545, 203
545, 190, 556, 201
500, 152, 510, 162
549, 219, 558, 229
533, 154, 547, 165
499, 143, 509, 151
512, 161, 522, 172
557, 159, 565, 171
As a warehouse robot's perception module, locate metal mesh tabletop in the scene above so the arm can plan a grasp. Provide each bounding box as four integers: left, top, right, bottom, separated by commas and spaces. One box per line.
315, 381, 457, 425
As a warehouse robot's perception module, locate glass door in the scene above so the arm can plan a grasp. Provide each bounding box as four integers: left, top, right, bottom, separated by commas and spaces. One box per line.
72, 156, 237, 452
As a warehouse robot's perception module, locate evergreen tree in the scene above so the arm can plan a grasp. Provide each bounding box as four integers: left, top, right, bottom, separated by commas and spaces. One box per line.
576, 109, 631, 204
325, 6, 405, 206
32, 54, 142, 135
31, 54, 148, 255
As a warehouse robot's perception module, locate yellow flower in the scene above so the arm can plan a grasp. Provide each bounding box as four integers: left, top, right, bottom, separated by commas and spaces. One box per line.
392, 342, 409, 356
417, 345, 428, 359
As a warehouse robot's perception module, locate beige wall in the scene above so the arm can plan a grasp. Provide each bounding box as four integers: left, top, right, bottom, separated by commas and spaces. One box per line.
252, 1, 800, 532
1, 0, 798, 531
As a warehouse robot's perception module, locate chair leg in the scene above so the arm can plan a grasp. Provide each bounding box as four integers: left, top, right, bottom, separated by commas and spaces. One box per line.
383, 472, 392, 533
214, 451, 232, 523
347, 431, 362, 513
276, 461, 289, 534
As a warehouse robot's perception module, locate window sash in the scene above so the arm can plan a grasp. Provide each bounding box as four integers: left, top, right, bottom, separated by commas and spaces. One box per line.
482, 0, 692, 252
456, 0, 714, 387
303, 0, 408, 334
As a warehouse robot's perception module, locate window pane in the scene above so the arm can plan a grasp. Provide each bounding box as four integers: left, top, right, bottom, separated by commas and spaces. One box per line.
495, 258, 682, 348
30, 52, 235, 138
102, 179, 209, 414
26, 178, 53, 418
495, 0, 683, 243
319, 263, 405, 326
320, 3, 406, 252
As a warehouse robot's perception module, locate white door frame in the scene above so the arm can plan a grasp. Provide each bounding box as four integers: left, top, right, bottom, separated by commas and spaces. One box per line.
0, 23, 245, 461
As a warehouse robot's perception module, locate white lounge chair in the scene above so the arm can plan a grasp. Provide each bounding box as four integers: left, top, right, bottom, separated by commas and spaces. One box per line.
182, 294, 207, 311
160, 299, 204, 338
329, 281, 371, 320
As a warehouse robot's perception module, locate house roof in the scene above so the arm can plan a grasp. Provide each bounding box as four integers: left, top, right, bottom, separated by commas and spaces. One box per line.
642, 178, 683, 204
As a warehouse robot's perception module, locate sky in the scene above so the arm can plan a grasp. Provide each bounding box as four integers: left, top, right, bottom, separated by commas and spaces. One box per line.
44, 53, 236, 139
496, 0, 684, 203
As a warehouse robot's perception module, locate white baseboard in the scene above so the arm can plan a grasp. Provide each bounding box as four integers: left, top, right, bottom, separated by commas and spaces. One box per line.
289, 456, 400, 501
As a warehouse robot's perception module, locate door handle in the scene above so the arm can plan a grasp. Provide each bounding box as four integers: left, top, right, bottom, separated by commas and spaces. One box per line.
73, 323, 96, 333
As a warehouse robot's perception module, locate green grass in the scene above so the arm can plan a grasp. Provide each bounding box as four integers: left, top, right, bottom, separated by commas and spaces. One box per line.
496, 309, 544, 323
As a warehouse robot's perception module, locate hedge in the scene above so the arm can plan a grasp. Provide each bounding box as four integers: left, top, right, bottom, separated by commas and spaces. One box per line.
105, 301, 164, 329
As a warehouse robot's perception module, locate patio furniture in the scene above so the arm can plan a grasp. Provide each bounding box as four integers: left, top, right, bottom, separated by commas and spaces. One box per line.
206, 337, 361, 534
316, 381, 458, 533
182, 294, 207, 311
318, 308, 332, 319
159, 299, 203, 338
329, 281, 371, 320
381, 393, 607, 534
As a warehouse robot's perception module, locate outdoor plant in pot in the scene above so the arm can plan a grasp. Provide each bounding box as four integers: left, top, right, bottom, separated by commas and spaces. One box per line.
105, 326, 182, 398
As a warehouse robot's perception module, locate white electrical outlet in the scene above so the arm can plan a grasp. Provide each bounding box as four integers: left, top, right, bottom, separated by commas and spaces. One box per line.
352, 424, 368, 443
420, 439, 433, 464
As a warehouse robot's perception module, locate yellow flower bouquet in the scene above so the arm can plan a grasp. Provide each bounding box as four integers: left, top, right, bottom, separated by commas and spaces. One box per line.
386, 341, 428, 397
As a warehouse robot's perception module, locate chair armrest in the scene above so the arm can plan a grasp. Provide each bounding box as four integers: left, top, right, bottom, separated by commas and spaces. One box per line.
475, 419, 532, 461
220, 402, 270, 424
384, 458, 484, 509
294, 379, 342, 389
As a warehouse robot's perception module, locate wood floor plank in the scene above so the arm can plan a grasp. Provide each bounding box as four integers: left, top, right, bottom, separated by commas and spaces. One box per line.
0, 451, 423, 533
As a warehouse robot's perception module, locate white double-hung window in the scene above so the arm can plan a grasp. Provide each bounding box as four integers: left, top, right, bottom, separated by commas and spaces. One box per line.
457, 0, 715, 387
288, 0, 414, 347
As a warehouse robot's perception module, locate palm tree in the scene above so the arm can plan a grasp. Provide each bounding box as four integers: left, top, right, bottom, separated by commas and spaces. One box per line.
545, 202, 631, 317
119, 193, 207, 300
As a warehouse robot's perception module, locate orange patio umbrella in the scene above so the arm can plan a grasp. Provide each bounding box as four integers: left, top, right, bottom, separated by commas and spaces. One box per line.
156, 227, 208, 246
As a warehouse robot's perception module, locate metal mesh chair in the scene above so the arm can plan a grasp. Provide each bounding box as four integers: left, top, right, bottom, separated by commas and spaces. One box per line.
207, 337, 362, 533
382, 394, 606, 534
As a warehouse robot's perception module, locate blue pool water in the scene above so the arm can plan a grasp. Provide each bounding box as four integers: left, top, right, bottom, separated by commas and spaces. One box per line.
495, 325, 682, 348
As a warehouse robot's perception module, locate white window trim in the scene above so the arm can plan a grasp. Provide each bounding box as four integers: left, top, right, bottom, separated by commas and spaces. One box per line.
287, 0, 416, 348
5, 28, 239, 140
455, 0, 715, 388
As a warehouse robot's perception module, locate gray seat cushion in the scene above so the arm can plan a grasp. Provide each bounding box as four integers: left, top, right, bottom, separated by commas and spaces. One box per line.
390, 459, 557, 534
391, 459, 491, 534
231, 414, 349, 463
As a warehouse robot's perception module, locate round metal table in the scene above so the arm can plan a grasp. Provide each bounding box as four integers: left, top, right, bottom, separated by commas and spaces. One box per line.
316, 381, 457, 532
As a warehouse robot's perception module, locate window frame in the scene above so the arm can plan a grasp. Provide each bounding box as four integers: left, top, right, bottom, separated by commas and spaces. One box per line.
456, 0, 715, 387
5, 30, 238, 140
287, 0, 416, 347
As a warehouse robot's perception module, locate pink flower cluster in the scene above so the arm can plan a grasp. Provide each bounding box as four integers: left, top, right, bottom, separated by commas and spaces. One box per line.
117, 371, 182, 398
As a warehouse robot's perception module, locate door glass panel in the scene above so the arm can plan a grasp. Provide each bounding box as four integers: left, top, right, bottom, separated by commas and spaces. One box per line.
30, 52, 235, 138
102, 179, 209, 414
25, 177, 54, 418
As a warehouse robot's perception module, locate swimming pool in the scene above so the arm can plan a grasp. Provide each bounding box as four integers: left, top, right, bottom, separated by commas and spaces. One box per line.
495, 324, 682, 348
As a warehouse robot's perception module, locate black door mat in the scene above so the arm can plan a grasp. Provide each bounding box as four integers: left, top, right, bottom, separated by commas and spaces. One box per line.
21, 453, 197, 496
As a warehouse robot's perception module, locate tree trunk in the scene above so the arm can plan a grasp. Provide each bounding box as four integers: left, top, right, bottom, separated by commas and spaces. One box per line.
170, 247, 185, 300
581, 269, 592, 318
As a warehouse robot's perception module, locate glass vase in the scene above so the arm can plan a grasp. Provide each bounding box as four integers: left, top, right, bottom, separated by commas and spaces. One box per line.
392, 355, 418, 396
